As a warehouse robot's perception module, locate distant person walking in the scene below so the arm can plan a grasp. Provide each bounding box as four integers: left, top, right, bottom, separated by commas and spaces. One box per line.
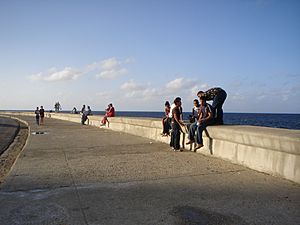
34, 107, 40, 125
81, 105, 92, 125
81, 105, 86, 114
54, 102, 61, 113
197, 87, 227, 125
39, 106, 45, 125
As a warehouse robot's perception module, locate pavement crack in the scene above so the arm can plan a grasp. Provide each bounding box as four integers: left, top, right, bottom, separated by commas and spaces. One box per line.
62, 148, 89, 225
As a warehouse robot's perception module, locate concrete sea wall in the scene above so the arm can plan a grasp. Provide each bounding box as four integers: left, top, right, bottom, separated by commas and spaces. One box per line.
1, 112, 300, 184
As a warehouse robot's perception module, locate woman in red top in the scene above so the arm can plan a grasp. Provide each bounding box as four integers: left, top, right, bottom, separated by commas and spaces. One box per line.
100, 103, 115, 126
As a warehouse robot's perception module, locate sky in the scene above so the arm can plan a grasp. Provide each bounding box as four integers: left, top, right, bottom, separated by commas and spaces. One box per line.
0, 0, 299, 113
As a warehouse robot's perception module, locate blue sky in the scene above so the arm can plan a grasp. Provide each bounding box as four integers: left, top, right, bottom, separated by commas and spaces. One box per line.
0, 0, 299, 113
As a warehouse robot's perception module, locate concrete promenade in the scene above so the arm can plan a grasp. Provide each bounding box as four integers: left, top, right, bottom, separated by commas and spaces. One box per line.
0, 116, 299, 225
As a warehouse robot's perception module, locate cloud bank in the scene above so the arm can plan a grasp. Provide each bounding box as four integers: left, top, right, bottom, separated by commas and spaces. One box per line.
29, 67, 83, 82
29, 57, 134, 82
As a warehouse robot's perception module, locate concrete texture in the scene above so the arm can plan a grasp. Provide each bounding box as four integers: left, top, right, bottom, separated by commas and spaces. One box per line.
40, 112, 300, 184
0, 116, 299, 225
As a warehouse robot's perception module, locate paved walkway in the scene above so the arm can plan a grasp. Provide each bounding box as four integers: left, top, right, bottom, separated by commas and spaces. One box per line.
0, 116, 299, 225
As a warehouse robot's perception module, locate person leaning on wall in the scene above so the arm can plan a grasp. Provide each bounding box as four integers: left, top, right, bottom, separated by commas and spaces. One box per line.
197, 87, 227, 125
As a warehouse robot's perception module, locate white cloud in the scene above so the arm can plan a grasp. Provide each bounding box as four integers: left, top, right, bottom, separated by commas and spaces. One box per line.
120, 80, 161, 99
96, 68, 128, 79
96, 91, 112, 98
29, 57, 133, 82
101, 57, 119, 70
119, 78, 207, 106
88, 57, 133, 79
121, 79, 145, 92
29, 67, 83, 82
165, 77, 196, 90
29, 72, 43, 81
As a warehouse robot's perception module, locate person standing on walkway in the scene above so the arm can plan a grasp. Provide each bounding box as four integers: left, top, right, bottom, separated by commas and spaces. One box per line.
39, 106, 45, 125
81, 105, 86, 125
81, 105, 86, 114
82, 105, 92, 125
34, 107, 40, 125
170, 97, 184, 151
197, 87, 227, 125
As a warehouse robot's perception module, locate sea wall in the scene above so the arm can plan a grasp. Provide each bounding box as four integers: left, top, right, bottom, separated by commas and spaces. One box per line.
2, 112, 300, 184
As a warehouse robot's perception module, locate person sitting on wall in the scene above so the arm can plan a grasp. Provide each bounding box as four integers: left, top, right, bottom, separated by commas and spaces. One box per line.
193, 95, 214, 151
72, 107, 78, 114
100, 103, 115, 126
161, 101, 171, 136
189, 99, 200, 123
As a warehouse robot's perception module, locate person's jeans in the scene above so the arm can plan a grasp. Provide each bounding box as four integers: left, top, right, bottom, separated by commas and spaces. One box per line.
212, 90, 227, 124
196, 123, 207, 145
188, 121, 198, 141
196, 120, 214, 145
170, 122, 180, 150
81, 115, 87, 124
36, 116, 40, 125
162, 117, 171, 135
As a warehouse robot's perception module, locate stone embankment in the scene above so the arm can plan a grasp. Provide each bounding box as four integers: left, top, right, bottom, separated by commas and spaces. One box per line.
1, 112, 300, 184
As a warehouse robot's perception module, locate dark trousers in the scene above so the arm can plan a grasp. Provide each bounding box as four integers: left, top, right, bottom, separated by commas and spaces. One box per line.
35, 116, 40, 125
162, 117, 171, 135
212, 90, 227, 124
196, 120, 214, 145
188, 121, 197, 141
170, 122, 180, 150
81, 115, 88, 124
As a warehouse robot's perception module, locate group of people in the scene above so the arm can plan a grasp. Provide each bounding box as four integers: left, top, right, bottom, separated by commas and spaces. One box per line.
80, 103, 115, 126
162, 87, 227, 152
80, 105, 92, 125
34, 106, 45, 125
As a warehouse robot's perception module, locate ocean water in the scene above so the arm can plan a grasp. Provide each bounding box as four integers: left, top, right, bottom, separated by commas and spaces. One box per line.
1, 110, 299, 130
90, 111, 300, 130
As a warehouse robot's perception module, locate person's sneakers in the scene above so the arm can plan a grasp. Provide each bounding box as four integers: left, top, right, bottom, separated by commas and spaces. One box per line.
194, 144, 204, 152
186, 140, 195, 145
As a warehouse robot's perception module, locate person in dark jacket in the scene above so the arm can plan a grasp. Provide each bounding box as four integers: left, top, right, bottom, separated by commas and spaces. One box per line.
197, 87, 227, 125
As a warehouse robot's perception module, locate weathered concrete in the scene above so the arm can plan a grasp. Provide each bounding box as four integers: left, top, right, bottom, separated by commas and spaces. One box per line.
19, 112, 299, 184
1, 112, 300, 183
0, 116, 299, 225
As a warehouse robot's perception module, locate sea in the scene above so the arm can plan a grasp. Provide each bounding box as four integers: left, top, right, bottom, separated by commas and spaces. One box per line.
90, 111, 300, 130
1, 110, 300, 130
